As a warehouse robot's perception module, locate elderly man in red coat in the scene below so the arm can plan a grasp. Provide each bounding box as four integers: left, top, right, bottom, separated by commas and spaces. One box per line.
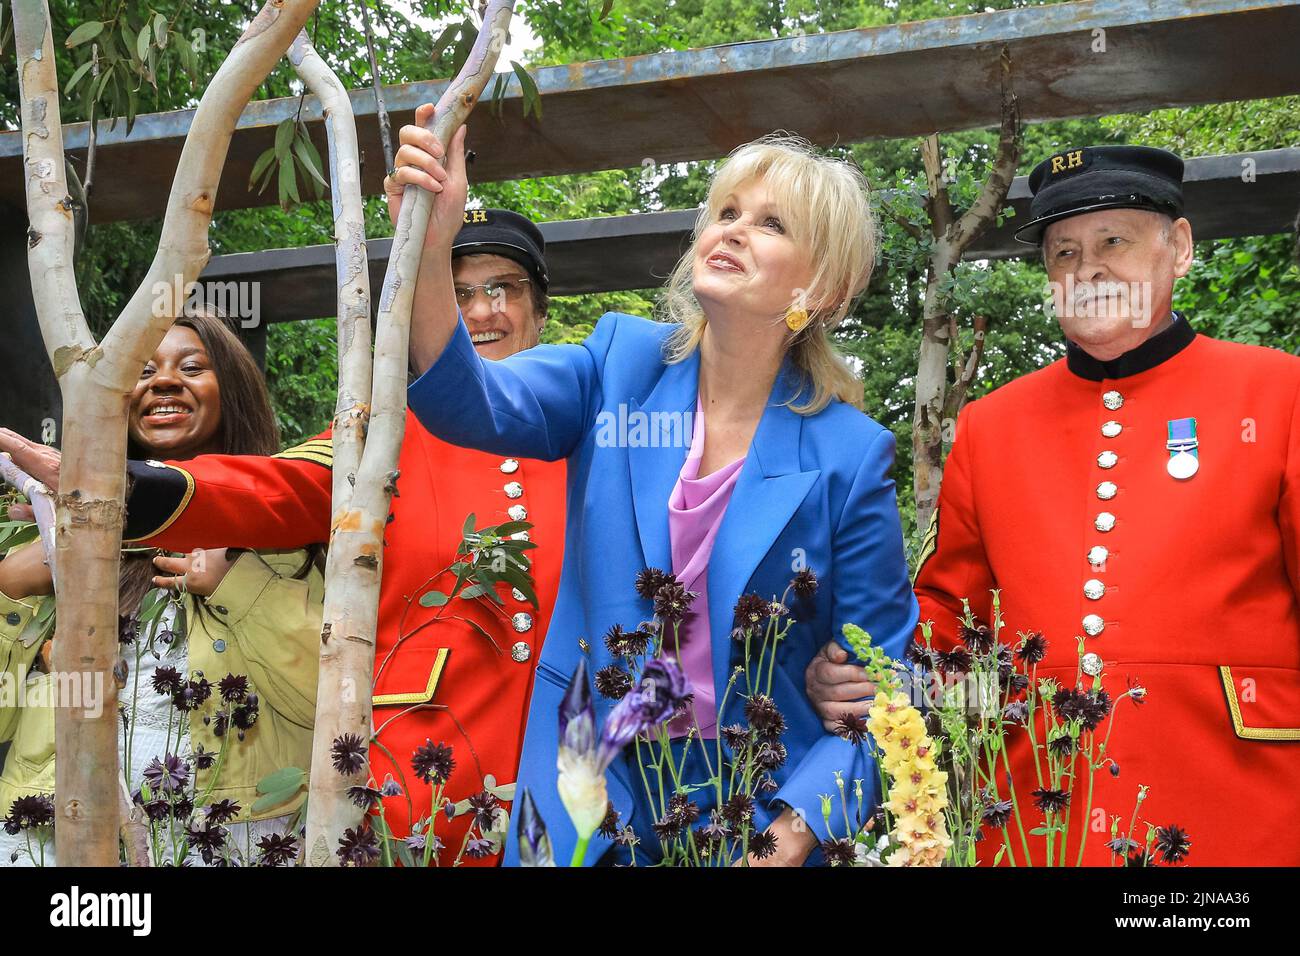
807, 145, 1300, 866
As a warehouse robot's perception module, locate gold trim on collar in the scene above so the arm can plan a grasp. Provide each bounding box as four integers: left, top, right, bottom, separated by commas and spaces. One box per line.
373, 648, 450, 706
127, 463, 195, 542
1219, 666, 1300, 741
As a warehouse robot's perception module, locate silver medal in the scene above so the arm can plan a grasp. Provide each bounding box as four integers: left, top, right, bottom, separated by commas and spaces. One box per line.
1167, 450, 1198, 480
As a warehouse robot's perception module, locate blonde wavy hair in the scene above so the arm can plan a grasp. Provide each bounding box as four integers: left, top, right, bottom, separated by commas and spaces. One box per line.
658, 132, 877, 414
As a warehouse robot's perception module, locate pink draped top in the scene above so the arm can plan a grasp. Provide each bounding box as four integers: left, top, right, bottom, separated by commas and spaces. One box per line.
666, 399, 745, 740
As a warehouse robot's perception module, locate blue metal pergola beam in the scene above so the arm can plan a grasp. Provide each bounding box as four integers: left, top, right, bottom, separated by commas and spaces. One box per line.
1, 0, 1297, 225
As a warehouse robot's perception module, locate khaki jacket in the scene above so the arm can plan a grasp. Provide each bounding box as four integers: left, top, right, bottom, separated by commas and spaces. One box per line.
0, 550, 322, 822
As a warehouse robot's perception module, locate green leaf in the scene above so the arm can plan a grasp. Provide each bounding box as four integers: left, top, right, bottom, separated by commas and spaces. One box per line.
393, 836, 416, 868
65, 21, 104, 48
429, 21, 461, 70
91, 66, 113, 103
136, 19, 152, 61
256, 767, 307, 794
461, 513, 476, 539
418, 590, 449, 608
490, 520, 532, 537
153, 12, 168, 49
18, 601, 55, 648
293, 135, 328, 189
486, 782, 516, 801
64, 60, 94, 94
451, 22, 478, 76
512, 61, 541, 119
0, 522, 39, 554
120, 21, 138, 63
138, 593, 168, 624
499, 568, 538, 608
126, 81, 138, 136
98, 27, 118, 61
488, 72, 505, 117
274, 118, 294, 161
250, 786, 302, 815
249, 148, 277, 191
278, 156, 300, 206
459, 582, 491, 601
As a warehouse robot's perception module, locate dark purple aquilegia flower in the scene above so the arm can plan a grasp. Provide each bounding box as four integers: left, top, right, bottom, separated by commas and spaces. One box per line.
142, 753, 190, 794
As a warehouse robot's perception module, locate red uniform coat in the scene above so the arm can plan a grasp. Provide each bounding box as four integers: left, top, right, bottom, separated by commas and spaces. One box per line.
914, 321, 1300, 866
124, 411, 566, 865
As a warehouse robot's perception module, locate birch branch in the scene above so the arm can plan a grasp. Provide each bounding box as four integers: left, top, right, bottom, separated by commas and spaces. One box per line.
289, 30, 371, 512
921, 134, 953, 242
303, 0, 517, 866
0, 452, 57, 583
951, 48, 1021, 252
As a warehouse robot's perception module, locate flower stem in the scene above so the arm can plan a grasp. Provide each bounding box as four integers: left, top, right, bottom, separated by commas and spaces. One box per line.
570, 833, 590, 867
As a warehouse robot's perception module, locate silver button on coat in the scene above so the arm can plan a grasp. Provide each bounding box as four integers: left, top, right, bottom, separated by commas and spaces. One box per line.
1097, 451, 1119, 469
504, 481, 523, 499
1083, 578, 1106, 600
1087, 545, 1109, 567
500, 459, 520, 474
1101, 420, 1123, 438
1082, 614, 1105, 636
511, 612, 533, 633
1081, 652, 1104, 676
1096, 481, 1118, 500
510, 641, 531, 662
508, 504, 528, 521
1102, 390, 1124, 410
1095, 512, 1116, 532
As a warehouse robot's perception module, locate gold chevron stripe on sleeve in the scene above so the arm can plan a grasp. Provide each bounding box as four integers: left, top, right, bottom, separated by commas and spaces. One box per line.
274, 437, 334, 467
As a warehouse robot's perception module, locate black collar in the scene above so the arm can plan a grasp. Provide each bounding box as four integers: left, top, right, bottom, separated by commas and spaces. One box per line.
1065, 313, 1196, 381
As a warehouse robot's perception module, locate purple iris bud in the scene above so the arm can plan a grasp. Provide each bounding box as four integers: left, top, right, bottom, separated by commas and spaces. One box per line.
559, 659, 596, 757
515, 788, 555, 867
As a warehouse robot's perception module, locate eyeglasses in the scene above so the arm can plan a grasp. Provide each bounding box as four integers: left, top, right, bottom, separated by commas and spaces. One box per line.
453, 276, 533, 307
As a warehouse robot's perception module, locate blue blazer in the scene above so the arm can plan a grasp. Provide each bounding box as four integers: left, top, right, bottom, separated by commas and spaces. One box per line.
408, 313, 918, 864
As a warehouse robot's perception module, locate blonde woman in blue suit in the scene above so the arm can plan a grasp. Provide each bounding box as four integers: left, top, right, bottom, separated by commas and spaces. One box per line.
388, 104, 918, 866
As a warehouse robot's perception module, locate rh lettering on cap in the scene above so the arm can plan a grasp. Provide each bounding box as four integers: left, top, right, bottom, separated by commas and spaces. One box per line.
1051, 149, 1085, 174
463, 209, 489, 223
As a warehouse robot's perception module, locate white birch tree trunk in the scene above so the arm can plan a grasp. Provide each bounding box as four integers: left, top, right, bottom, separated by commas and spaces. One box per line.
12, 0, 321, 866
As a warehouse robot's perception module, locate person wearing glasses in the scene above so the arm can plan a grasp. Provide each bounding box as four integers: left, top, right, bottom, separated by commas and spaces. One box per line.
0, 208, 569, 866
445, 209, 551, 362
